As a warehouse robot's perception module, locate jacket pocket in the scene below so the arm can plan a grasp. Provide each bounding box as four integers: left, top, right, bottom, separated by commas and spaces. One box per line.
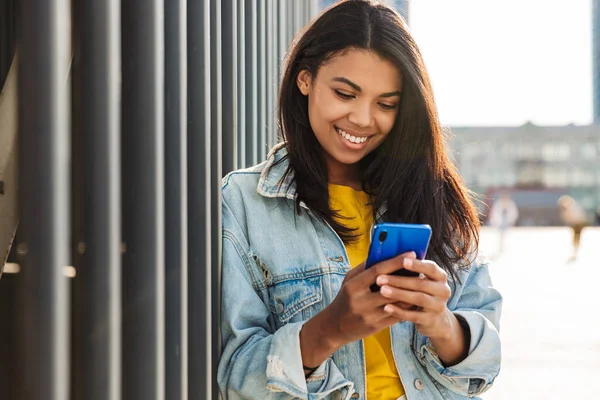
267, 275, 323, 327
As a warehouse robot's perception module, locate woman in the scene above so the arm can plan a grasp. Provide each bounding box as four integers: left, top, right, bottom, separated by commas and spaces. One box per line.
218, 1, 502, 399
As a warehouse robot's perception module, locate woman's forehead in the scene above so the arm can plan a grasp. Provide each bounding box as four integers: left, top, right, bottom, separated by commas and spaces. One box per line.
317, 49, 403, 92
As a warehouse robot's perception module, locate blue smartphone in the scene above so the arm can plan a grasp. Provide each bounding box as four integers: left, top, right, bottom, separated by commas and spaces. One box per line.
365, 223, 432, 291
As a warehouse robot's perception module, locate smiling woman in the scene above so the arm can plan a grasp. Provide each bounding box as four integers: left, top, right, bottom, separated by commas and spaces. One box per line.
296, 50, 401, 174
218, 1, 502, 399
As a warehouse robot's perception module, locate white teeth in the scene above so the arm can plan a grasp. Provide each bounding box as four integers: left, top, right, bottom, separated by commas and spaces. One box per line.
336, 127, 368, 144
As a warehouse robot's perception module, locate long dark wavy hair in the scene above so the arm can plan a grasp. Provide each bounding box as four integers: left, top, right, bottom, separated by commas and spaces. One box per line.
272, 0, 480, 281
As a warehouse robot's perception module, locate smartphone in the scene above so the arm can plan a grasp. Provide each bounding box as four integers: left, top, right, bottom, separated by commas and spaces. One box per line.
365, 223, 432, 291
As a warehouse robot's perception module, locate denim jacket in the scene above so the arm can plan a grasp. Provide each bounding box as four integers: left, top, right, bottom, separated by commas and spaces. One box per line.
218, 143, 502, 400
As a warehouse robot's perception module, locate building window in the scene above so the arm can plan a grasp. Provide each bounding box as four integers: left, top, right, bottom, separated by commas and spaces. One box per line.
581, 143, 598, 160
542, 143, 570, 161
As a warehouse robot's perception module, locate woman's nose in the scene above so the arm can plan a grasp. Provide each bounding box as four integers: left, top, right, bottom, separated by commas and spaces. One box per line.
348, 102, 374, 128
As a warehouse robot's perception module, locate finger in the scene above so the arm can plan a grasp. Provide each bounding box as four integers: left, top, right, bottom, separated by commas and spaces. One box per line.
353, 251, 416, 289
383, 304, 425, 324
402, 258, 448, 282
380, 314, 405, 326
361, 293, 419, 316
394, 301, 415, 310
376, 274, 451, 299
379, 285, 439, 310
343, 261, 366, 283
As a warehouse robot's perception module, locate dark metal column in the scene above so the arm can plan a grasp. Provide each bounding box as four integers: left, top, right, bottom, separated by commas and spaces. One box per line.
266, 0, 276, 149
236, 0, 246, 168
245, 0, 258, 165
71, 0, 122, 399
0, 274, 18, 399
121, 0, 166, 399
16, 0, 71, 398
165, 0, 188, 399
188, 0, 213, 398
257, 0, 267, 160
222, 0, 238, 175
210, 0, 223, 398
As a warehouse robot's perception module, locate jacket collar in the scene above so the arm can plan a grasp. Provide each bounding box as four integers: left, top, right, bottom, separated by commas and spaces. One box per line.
256, 142, 298, 201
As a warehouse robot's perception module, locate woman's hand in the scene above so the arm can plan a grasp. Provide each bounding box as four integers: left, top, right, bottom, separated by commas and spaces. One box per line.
299, 251, 416, 369
375, 258, 469, 366
326, 251, 418, 343
375, 258, 452, 338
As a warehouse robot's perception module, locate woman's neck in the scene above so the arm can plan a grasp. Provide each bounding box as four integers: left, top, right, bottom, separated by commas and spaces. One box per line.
326, 156, 361, 190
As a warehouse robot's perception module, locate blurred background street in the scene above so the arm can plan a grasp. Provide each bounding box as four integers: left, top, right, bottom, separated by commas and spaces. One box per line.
479, 227, 600, 399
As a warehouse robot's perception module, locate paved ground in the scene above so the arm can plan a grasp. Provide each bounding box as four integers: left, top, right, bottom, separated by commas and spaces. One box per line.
477, 227, 600, 400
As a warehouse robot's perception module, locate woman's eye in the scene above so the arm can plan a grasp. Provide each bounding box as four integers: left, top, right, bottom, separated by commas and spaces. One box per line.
379, 103, 398, 111
334, 90, 355, 100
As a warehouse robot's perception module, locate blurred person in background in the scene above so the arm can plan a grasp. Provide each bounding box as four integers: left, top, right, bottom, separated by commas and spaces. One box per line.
487, 191, 519, 257
218, 1, 502, 399
557, 195, 588, 261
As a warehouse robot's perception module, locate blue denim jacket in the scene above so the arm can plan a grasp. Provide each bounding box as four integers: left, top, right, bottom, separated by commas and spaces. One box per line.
218, 143, 502, 400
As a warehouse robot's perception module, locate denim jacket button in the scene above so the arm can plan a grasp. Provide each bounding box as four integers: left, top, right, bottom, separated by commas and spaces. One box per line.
332, 391, 342, 400
414, 378, 425, 390
350, 394, 360, 398
275, 302, 284, 314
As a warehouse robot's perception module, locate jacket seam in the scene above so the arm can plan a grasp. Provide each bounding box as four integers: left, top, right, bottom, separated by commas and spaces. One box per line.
223, 229, 262, 291
222, 170, 261, 190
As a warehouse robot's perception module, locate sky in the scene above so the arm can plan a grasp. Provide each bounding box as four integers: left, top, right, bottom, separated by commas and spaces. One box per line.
408, 0, 593, 127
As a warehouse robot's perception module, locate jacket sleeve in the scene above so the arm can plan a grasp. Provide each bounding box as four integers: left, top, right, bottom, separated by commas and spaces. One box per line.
217, 194, 355, 400
417, 259, 502, 397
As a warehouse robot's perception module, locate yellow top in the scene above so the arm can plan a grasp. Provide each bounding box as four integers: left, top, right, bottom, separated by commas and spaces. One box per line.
328, 184, 405, 400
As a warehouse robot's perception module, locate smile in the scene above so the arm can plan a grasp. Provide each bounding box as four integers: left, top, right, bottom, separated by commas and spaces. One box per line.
335, 126, 370, 144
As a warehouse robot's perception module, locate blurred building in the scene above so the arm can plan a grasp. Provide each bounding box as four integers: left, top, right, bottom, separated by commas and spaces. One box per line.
320, 0, 409, 23
447, 123, 600, 226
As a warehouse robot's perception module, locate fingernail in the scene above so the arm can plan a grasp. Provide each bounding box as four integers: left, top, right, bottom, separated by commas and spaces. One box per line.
384, 305, 394, 313
377, 275, 388, 285
403, 258, 413, 268
380, 286, 392, 296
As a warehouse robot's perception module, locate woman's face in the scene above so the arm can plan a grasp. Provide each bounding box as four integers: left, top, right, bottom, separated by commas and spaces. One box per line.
297, 48, 403, 169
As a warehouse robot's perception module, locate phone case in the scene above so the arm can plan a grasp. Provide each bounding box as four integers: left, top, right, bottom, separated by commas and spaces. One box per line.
365, 223, 432, 290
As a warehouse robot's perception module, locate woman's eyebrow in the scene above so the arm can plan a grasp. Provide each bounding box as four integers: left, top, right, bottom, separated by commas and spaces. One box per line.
331, 76, 401, 98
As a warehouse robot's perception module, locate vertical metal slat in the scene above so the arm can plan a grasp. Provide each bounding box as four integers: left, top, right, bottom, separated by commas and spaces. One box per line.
187, 0, 213, 398
121, 0, 166, 398
222, 0, 237, 174
278, 0, 287, 93
210, 0, 223, 399
165, 0, 189, 399
245, 0, 258, 165
236, 0, 246, 168
257, 0, 267, 160
16, 0, 71, 398
266, 0, 276, 148
71, 0, 122, 399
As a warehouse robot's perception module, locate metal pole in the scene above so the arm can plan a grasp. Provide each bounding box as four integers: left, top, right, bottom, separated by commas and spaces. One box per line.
278, 0, 287, 85
210, 0, 223, 399
222, 0, 237, 174
187, 0, 213, 398
16, 0, 71, 398
257, 0, 267, 160
121, 0, 166, 398
71, 0, 122, 399
245, 0, 258, 165
266, 0, 276, 149
165, 0, 188, 399
236, 0, 246, 168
